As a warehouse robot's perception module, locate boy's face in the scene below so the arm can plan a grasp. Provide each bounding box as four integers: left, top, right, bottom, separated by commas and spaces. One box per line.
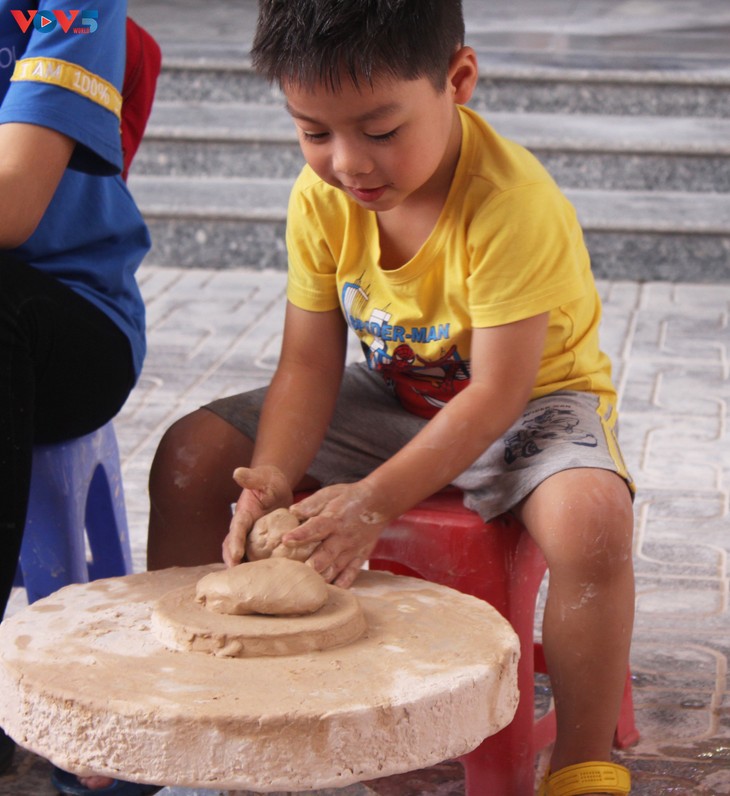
284, 72, 462, 213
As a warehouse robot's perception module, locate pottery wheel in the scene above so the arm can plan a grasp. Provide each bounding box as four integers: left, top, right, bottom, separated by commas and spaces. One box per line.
0, 566, 520, 793
152, 578, 366, 657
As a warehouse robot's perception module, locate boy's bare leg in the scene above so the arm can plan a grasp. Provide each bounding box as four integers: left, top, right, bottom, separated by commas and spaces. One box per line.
514, 467, 634, 791
147, 409, 255, 569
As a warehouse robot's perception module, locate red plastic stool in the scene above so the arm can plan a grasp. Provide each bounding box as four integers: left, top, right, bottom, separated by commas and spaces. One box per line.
369, 490, 639, 796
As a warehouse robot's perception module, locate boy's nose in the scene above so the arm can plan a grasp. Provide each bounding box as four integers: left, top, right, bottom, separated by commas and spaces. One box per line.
332, 143, 372, 177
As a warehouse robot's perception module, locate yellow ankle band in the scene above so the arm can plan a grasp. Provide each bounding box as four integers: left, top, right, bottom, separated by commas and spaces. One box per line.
546, 761, 631, 795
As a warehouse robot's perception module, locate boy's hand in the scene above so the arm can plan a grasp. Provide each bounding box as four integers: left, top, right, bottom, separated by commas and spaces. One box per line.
222, 465, 293, 567
286, 482, 389, 589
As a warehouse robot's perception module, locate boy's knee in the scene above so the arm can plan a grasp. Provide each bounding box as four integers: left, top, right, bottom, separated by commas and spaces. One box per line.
579, 486, 633, 574
151, 409, 220, 490
530, 470, 634, 576
150, 408, 252, 500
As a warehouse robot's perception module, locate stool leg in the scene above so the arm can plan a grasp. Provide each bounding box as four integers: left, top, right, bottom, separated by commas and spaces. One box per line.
21, 445, 90, 603
460, 594, 539, 796
85, 464, 133, 580
12, 562, 24, 589
461, 723, 535, 796
614, 670, 640, 749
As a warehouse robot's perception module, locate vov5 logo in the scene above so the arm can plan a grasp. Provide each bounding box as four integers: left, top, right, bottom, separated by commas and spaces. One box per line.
10, 9, 98, 34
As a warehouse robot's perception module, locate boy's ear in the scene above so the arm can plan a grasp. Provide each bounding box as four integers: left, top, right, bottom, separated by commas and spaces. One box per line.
447, 46, 478, 104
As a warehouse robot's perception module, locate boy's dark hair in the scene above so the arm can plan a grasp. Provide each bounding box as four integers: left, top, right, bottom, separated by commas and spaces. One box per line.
251, 0, 465, 92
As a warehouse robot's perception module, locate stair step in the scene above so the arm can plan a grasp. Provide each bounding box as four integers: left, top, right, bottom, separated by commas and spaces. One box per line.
130, 176, 290, 221
471, 57, 730, 119
464, 0, 730, 72
134, 102, 730, 193
141, 103, 730, 155
154, 56, 730, 119
128, 176, 730, 234
127, 176, 730, 280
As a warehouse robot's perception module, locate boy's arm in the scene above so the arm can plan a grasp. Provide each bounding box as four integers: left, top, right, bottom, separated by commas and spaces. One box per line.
287, 312, 549, 586
0, 123, 75, 248
362, 312, 549, 509
222, 301, 348, 566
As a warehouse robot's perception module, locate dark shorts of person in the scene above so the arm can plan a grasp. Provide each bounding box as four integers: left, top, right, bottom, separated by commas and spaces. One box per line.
0, 255, 136, 618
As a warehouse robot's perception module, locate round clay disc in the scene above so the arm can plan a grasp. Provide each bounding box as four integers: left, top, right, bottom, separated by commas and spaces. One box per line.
151, 580, 366, 657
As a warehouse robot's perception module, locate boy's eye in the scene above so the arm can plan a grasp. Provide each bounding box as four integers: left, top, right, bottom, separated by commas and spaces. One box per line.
298, 128, 399, 143
367, 128, 399, 142
301, 130, 329, 142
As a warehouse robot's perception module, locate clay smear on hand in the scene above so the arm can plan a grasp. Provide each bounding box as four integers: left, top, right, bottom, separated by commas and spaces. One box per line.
246, 507, 318, 562
196, 558, 328, 616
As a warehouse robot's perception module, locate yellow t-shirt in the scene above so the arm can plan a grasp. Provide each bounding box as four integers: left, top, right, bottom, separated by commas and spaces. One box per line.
286, 105, 615, 418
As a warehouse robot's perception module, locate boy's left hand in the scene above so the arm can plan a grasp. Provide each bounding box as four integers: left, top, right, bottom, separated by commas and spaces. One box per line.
286, 482, 389, 589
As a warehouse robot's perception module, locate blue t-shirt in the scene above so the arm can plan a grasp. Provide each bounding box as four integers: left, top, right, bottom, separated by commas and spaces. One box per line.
0, 0, 150, 377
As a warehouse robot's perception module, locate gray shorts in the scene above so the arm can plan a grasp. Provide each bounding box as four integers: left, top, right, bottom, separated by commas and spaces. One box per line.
205, 362, 634, 521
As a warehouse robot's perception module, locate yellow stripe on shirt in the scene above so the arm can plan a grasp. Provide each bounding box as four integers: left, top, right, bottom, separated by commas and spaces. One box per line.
11, 57, 122, 120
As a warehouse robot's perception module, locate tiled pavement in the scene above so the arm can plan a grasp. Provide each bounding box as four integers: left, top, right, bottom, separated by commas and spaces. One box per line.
5, 269, 730, 795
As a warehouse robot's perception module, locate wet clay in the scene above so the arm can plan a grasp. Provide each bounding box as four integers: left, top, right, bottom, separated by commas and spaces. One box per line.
196, 558, 328, 616
246, 507, 318, 562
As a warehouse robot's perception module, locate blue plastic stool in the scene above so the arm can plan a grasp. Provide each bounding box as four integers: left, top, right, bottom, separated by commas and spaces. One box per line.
14, 422, 134, 604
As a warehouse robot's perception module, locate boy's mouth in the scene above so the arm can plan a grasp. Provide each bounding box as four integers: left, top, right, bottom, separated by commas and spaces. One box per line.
347, 185, 387, 203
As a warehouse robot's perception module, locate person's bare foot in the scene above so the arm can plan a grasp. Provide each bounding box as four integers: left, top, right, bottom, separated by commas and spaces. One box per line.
52, 765, 162, 794
78, 774, 115, 790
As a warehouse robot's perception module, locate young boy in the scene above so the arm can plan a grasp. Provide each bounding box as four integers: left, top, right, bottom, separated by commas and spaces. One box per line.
148, 1, 635, 793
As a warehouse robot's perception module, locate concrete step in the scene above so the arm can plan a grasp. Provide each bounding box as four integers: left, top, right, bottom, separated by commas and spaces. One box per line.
463, 0, 730, 75
127, 175, 730, 281
135, 102, 730, 193
155, 56, 730, 118
470, 61, 730, 119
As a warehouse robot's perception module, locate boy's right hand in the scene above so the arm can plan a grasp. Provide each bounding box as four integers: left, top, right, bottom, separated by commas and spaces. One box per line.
222, 465, 293, 567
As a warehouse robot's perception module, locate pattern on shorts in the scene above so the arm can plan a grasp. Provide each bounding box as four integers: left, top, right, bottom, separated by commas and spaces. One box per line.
503, 404, 599, 465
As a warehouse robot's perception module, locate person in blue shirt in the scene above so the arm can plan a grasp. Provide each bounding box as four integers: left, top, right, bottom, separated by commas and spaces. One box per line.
0, 2, 156, 793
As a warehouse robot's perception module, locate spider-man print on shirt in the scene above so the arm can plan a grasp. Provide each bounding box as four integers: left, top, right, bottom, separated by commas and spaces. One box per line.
341, 280, 469, 419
